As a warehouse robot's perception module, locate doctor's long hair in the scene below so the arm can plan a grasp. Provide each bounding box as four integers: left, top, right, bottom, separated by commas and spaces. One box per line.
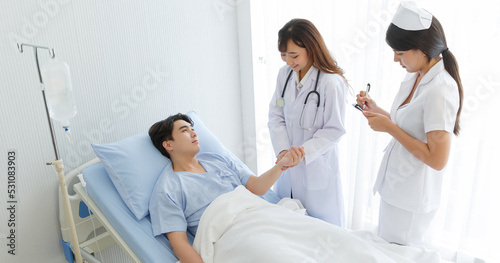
278, 18, 345, 79
386, 17, 463, 135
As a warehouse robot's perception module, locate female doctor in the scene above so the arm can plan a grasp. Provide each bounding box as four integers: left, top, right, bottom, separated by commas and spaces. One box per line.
268, 18, 348, 226
356, 2, 463, 245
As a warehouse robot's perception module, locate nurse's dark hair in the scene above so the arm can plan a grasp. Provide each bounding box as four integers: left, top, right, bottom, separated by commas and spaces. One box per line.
148, 113, 193, 159
386, 17, 463, 135
278, 18, 345, 79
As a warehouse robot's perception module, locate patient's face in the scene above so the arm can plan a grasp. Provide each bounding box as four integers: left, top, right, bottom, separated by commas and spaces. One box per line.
168, 120, 200, 156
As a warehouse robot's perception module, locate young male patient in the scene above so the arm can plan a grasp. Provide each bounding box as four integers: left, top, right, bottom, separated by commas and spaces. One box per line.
148, 113, 305, 263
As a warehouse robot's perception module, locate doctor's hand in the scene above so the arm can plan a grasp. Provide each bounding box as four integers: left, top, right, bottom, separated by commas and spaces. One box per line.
356, 91, 377, 112
363, 111, 396, 133
277, 146, 305, 171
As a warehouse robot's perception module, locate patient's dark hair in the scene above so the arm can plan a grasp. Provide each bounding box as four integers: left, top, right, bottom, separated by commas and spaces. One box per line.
149, 113, 193, 159
386, 16, 463, 135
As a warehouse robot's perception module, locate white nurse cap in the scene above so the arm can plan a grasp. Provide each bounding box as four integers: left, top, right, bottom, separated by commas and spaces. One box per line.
392, 1, 432, 31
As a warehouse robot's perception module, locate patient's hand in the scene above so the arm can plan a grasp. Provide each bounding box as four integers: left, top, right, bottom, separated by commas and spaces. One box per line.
277, 146, 305, 171
246, 146, 306, 196
275, 150, 288, 164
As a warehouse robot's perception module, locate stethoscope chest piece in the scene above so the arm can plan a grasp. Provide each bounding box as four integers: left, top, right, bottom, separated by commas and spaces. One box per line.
276, 98, 285, 107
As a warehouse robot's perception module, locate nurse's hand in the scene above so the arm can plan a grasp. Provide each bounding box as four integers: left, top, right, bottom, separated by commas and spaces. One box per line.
277, 146, 305, 171
363, 111, 396, 133
356, 91, 377, 112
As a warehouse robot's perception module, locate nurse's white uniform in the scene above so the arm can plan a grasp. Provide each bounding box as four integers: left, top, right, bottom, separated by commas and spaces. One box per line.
268, 65, 348, 226
374, 59, 459, 245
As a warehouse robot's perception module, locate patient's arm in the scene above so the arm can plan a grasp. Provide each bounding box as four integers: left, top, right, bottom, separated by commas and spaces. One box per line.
166, 231, 203, 263
246, 146, 305, 195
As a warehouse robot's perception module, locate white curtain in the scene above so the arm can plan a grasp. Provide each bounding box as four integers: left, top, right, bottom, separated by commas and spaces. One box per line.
250, 0, 500, 262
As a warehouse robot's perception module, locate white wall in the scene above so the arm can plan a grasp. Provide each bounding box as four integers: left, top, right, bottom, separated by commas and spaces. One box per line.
0, 0, 246, 262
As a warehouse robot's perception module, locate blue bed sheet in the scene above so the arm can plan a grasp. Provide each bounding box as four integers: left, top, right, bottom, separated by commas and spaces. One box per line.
81, 163, 281, 263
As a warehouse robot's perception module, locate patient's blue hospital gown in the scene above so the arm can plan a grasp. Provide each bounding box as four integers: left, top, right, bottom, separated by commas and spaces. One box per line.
149, 153, 253, 237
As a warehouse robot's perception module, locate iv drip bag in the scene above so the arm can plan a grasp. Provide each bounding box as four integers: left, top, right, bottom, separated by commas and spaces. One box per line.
42, 60, 77, 128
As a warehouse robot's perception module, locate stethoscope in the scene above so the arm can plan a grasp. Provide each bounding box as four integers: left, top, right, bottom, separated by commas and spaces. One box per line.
276, 68, 321, 130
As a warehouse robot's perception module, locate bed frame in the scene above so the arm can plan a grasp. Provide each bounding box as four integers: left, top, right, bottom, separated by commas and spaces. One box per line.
59, 157, 141, 263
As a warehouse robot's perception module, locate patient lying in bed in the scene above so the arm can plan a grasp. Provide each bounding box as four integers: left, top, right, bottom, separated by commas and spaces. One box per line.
148, 113, 305, 263
147, 113, 440, 263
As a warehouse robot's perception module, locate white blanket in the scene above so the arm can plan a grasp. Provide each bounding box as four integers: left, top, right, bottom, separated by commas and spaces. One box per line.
193, 186, 440, 263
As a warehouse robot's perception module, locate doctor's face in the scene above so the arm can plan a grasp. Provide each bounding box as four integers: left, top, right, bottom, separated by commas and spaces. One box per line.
281, 40, 313, 74
164, 120, 200, 156
393, 49, 428, 73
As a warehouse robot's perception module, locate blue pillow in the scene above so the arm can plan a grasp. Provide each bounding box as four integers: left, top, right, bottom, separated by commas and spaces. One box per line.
91, 110, 240, 220
91, 132, 169, 220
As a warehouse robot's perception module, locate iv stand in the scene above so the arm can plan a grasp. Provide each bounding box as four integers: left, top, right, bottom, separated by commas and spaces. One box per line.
18, 43, 83, 263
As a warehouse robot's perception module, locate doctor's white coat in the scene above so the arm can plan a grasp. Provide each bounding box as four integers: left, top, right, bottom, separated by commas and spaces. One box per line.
268, 65, 348, 226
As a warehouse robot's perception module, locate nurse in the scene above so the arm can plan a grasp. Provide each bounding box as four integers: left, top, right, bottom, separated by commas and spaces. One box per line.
268, 18, 348, 226
356, 2, 463, 245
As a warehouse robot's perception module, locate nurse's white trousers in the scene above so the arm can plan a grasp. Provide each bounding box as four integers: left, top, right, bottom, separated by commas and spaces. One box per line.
378, 199, 436, 246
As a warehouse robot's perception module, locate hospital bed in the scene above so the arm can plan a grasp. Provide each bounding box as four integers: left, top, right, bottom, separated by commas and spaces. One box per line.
60, 110, 442, 263
59, 110, 279, 262
64, 159, 279, 263
63, 159, 178, 262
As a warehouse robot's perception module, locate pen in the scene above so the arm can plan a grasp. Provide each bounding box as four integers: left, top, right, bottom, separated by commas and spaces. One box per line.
363, 83, 371, 109
352, 103, 363, 112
